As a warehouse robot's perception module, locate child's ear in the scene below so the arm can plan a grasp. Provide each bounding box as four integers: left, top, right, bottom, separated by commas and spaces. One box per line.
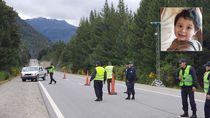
193, 29, 202, 40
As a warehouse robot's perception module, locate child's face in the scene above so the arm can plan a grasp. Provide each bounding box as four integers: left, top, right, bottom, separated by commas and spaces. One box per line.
174, 17, 196, 41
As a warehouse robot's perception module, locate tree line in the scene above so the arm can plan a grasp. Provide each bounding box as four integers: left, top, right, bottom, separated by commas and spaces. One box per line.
39, 0, 210, 87
0, 0, 29, 80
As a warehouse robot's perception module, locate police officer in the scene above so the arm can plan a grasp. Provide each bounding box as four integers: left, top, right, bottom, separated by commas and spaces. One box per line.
204, 61, 210, 118
46, 63, 56, 84
105, 61, 114, 95
123, 63, 129, 93
90, 61, 106, 101
125, 61, 136, 100
176, 59, 199, 118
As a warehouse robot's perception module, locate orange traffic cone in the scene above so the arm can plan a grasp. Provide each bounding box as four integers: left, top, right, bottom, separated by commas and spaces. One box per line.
111, 74, 117, 95
84, 70, 90, 86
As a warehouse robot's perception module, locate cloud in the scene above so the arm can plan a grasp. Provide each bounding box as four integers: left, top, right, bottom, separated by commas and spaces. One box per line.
4, 0, 140, 26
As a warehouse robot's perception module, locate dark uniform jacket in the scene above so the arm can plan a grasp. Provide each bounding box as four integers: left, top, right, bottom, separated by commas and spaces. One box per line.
126, 66, 136, 82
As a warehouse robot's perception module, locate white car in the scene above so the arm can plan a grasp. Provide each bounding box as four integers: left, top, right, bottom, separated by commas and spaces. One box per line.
21, 66, 47, 82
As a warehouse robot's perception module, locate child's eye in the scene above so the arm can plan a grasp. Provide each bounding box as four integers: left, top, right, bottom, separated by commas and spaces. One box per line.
187, 27, 192, 29
178, 25, 182, 28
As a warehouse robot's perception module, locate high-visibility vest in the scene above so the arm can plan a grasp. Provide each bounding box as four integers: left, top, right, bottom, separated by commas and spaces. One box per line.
105, 65, 113, 79
94, 66, 105, 81
179, 65, 193, 86
49, 65, 55, 73
203, 71, 210, 93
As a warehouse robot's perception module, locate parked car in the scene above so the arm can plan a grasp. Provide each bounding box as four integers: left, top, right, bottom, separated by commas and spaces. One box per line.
21, 66, 47, 82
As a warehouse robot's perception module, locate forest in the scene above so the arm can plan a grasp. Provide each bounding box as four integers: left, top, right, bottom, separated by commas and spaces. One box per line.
1, 0, 210, 87
0, 0, 29, 81
40, 0, 210, 87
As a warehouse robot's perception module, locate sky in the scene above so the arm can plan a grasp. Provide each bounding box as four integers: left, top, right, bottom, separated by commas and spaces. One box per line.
3, 0, 141, 26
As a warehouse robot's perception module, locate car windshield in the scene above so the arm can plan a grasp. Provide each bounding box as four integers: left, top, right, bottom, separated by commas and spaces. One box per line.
22, 67, 39, 72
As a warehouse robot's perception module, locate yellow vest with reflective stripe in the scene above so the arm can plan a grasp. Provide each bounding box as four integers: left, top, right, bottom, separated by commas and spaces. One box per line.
179, 65, 193, 86
105, 66, 113, 79
49, 65, 55, 73
94, 66, 105, 81
203, 71, 210, 93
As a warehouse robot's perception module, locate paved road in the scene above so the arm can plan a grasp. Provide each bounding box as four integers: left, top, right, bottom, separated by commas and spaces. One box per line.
40, 72, 206, 118
0, 77, 49, 118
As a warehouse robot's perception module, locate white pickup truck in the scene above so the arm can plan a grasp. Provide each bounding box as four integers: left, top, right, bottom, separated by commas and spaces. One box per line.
21, 66, 47, 82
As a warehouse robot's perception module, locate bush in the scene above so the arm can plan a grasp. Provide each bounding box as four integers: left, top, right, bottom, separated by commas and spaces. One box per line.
10, 67, 20, 76
0, 71, 10, 81
78, 69, 85, 75
114, 65, 125, 80
160, 63, 176, 87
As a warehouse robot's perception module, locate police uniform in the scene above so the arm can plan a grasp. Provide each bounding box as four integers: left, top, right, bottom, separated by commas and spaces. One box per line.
176, 64, 198, 118
126, 65, 136, 100
47, 64, 56, 84
204, 62, 210, 118
90, 65, 106, 101
105, 65, 114, 94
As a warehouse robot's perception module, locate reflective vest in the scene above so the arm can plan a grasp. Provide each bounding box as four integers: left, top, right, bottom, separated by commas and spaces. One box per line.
105, 66, 113, 79
179, 65, 193, 86
203, 71, 210, 93
49, 65, 55, 73
94, 66, 105, 81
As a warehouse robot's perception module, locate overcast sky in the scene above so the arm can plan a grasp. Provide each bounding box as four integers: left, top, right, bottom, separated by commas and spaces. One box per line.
3, 0, 141, 26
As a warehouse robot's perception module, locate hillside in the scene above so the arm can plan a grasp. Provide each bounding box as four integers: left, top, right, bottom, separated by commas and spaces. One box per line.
25, 17, 77, 43
16, 17, 52, 58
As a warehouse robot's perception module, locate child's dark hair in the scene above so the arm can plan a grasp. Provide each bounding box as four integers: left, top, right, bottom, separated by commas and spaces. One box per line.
174, 8, 201, 31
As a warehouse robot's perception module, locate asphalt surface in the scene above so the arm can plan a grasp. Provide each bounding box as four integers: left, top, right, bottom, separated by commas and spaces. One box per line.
0, 77, 49, 118
0, 59, 206, 118
40, 72, 206, 118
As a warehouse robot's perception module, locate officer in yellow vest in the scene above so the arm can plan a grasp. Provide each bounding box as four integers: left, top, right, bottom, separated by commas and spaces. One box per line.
46, 63, 56, 84
105, 62, 114, 95
90, 61, 106, 101
176, 59, 199, 118
204, 61, 210, 118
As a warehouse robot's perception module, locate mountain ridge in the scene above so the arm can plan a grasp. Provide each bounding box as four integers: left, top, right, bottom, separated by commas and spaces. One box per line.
25, 17, 77, 43
16, 17, 52, 58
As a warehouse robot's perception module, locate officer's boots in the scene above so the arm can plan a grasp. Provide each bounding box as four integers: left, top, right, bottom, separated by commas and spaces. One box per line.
131, 95, 135, 100
180, 112, 189, 117
125, 93, 131, 100
190, 111, 197, 118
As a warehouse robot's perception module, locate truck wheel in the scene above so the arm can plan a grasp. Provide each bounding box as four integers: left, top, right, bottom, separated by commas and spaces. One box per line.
22, 79, 26, 82
35, 75, 39, 82
42, 74, 46, 80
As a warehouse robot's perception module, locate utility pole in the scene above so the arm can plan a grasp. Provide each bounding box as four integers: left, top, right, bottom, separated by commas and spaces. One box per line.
150, 22, 164, 87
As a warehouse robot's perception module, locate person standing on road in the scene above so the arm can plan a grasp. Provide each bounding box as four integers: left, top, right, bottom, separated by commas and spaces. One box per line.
203, 61, 210, 118
125, 61, 136, 100
90, 61, 106, 101
123, 63, 129, 93
176, 59, 199, 118
105, 61, 114, 95
46, 63, 56, 84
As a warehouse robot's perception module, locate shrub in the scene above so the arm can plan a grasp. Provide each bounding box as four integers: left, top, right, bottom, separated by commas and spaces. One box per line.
0, 71, 10, 80
10, 67, 20, 76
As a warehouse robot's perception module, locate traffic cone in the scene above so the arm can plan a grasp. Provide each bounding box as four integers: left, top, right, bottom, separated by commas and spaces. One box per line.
63, 70, 66, 79
111, 74, 117, 95
84, 70, 90, 86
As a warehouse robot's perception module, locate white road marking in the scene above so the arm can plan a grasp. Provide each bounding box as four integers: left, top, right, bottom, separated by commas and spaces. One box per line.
116, 83, 205, 103
39, 81, 65, 118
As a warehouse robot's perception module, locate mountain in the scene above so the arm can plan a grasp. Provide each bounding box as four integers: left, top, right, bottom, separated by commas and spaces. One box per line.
16, 17, 52, 58
25, 17, 77, 43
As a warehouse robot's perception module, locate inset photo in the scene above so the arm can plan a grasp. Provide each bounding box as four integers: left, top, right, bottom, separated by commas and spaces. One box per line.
161, 7, 202, 51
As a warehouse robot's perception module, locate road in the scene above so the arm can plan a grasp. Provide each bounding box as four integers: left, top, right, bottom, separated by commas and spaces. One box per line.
39, 71, 206, 118
0, 77, 49, 118
0, 59, 206, 118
